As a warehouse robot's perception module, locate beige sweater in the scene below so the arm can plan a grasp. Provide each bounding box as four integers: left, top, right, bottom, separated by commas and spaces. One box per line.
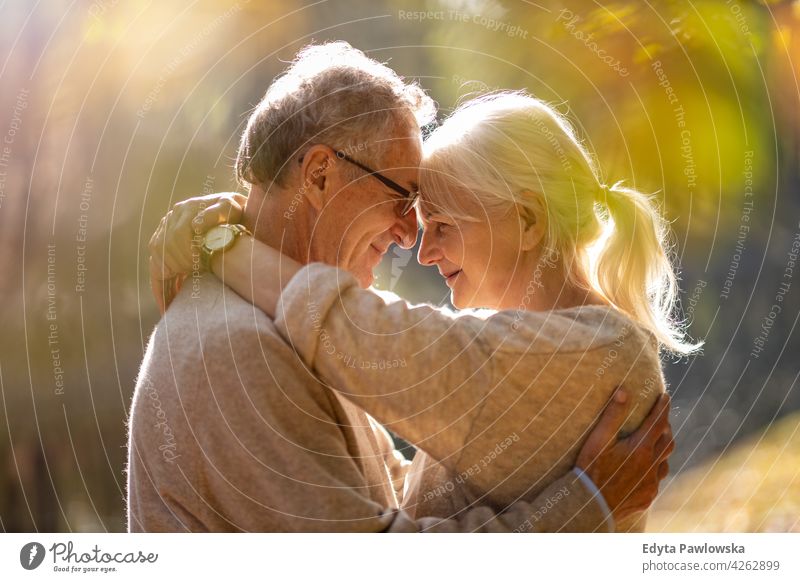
127, 274, 611, 532
274, 264, 666, 532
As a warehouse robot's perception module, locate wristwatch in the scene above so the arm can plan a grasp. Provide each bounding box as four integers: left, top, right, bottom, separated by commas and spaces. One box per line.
200, 224, 251, 271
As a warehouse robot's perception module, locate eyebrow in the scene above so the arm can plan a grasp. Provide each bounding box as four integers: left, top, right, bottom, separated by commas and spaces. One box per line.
422, 211, 450, 223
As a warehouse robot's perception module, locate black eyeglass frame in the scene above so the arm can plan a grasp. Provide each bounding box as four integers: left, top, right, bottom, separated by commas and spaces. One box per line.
299, 149, 419, 216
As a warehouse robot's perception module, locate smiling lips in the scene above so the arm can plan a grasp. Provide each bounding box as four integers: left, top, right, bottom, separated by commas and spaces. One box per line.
369, 244, 389, 266
443, 269, 461, 286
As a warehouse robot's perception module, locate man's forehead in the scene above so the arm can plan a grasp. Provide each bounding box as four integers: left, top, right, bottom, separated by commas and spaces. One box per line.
380, 138, 421, 190
383, 133, 422, 162
383, 114, 423, 158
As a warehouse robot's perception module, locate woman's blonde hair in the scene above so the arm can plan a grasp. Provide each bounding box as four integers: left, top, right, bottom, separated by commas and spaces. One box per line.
421, 91, 699, 354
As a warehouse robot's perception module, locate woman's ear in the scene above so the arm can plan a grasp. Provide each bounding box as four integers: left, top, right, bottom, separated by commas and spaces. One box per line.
299, 145, 333, 212
518, 191, 547, 251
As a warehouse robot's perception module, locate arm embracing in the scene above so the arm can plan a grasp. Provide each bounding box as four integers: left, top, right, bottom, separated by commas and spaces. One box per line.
274, 263, 498, 466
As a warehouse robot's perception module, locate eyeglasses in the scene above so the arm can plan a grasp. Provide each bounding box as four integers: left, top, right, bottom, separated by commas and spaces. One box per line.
299, 149, 418, 217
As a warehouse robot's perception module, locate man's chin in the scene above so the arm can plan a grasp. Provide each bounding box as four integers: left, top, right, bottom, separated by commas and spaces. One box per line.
356, 269, 375, 289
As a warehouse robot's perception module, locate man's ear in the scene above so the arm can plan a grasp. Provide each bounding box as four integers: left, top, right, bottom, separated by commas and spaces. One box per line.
518, 191, 547, 251
299, 145, 334, 212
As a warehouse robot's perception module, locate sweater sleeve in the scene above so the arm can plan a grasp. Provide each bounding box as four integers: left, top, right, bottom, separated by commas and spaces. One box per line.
391, 470, 613, 532
274, 263, 497, 468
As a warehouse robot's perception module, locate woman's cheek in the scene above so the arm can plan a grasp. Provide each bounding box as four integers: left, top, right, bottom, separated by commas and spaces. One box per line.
445, 231, 466, 263
462, 240, 485, 272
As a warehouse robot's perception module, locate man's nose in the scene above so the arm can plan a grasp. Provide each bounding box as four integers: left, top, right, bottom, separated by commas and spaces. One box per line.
391, 207, 419, 249
417, 227, 440, 266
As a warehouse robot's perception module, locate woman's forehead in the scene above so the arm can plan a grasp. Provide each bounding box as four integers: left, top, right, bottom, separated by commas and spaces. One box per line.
418, 194, 486, 225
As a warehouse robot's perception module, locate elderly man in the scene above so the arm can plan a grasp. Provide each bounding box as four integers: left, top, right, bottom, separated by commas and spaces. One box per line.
129, 42, 672, 532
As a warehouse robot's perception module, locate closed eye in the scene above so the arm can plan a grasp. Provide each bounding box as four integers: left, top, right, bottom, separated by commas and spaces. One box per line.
420, 211, 457, 233
435, 220, 454, 235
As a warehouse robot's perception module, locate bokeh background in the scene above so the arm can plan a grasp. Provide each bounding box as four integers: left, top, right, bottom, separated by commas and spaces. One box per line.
1, 0, 798, 532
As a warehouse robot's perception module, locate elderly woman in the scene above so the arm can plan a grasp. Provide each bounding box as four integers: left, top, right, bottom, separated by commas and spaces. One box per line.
151, 92, 692, 531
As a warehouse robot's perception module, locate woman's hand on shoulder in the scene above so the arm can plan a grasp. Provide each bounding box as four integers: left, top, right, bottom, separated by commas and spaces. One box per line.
148, 192, 247, 314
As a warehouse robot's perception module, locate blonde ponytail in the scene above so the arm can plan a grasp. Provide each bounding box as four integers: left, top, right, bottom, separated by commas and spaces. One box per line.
593, 183, 698, 354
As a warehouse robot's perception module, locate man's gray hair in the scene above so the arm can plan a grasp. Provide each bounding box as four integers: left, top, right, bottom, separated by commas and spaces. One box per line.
236, 41, 436, 188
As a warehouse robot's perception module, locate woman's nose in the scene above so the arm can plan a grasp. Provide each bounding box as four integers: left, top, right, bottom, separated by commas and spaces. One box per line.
417, 227, 441, 266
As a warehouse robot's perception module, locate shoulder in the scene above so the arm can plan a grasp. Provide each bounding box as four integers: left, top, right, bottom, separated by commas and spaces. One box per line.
136, 274, 335, 420
166, 274, 291, 352
141, 275, 301, 393
484, 305, 639, 354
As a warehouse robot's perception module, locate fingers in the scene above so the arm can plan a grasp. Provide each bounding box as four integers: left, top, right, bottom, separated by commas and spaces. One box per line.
150, 266, 167, 315
606, 394, 675, 521
149, 252, 178, 314
232, 192, 248, 208
150, 213, 177, 274
149, 214, 165, 252
649, 433, 673, 486
632, 393, 671, 447
623, 400, 673, 489
166, 193, 244, 275
148, 192, 246, 312
152, 273, 186, 314
576, 387, 630, 469
149, 215, 170, 272
198, 195, 244, 229
628, 462, 664, 515
654, 432, 675, 466
170, 274, 186, 309
158, 204, 205, 276
149, 206, 194, 311
168, 209, 199, 272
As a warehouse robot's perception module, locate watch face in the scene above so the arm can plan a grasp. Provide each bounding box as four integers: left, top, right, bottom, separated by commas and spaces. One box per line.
205, 226, 236, 251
